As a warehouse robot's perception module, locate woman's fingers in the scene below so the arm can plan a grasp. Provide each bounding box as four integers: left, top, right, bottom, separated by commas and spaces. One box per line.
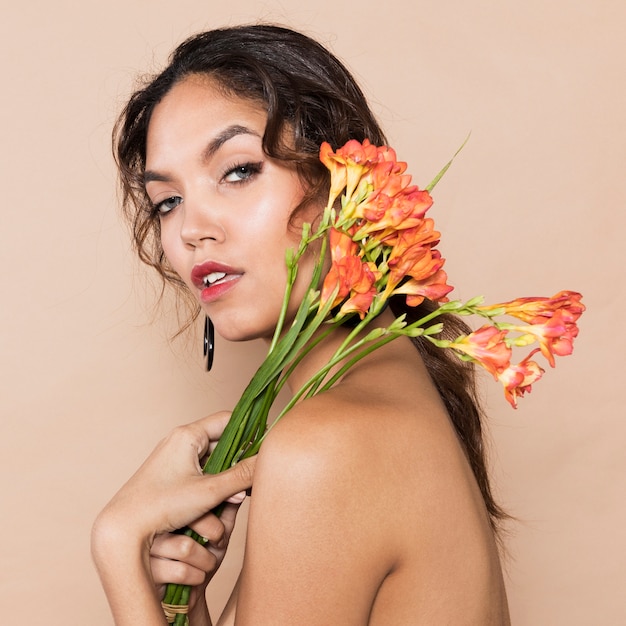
201, 411, 233, 445
151, 532, 217, 574
150, 552, 212, 587
211, 455, 256, 499
94, 415, 256, 550
188, 512, 226, 548
186, 459, 254, 552
146, 455, 255, 590
156, 411, 232, 472
189, 455, 256, 515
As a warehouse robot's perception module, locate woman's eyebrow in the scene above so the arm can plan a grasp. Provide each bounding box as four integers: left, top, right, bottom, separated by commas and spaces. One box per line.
144, 124, 261, 184
143, 170, 169, 183
202, 124, 261, 162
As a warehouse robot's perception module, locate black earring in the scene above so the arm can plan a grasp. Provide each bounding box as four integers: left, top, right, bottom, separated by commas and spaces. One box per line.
203, 316, 215, 371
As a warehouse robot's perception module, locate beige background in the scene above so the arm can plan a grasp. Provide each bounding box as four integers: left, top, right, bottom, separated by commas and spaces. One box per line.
2, 1, 624, 624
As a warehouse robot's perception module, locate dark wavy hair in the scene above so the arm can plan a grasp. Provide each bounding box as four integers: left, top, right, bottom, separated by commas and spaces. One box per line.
114, 24, 505, 530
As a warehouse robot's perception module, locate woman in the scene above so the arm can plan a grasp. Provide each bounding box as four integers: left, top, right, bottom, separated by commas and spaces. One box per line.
92, 25, 510, 625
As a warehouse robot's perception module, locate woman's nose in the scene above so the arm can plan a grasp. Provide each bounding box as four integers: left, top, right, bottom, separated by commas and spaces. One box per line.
179, 195, 225, 247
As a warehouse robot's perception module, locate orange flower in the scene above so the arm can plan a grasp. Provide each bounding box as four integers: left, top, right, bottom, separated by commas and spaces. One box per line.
335, 138, 380, 164
449, 325, 512, 377
319, 226, 382, 316
386, 221, 442, 281
394, 269, 454, 307
338, 260, 381, 318
320, 140, 420, 222
478, 290, 585, 325
360, 187, 434, 235
320, 255, 381, 318
387, 187, 434, 230
320, 139, 379, 205
317, 139, 584, 407
478, 291, 584, 369
319, 142, 348, 207
497, 350, 545, 409
509, 310, 579, 368
328, 226, 358, 261
365, 156, 411, 198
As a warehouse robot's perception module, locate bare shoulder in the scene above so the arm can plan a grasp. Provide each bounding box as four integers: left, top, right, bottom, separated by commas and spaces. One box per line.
255, 346, 467, 505
247, 345, 489, 571
255, 345, 463, 515
237, 346, 510, 624
250, 386, 400, 532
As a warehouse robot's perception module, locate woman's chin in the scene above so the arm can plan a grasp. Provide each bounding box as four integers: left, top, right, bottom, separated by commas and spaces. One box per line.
214, 323, 276, 344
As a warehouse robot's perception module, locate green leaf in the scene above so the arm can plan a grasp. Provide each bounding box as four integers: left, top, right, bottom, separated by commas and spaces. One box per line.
425, 133, 471, 193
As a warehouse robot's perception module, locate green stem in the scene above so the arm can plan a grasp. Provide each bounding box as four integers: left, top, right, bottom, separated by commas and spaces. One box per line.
269, 300, 464, 427
246, 327, 393, 456
270, 323, 339, 399
268, 208, 332, 354
317, 333, 399, 394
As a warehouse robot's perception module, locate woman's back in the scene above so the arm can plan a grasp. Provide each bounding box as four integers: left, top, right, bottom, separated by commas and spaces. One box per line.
233, 317, 510, 625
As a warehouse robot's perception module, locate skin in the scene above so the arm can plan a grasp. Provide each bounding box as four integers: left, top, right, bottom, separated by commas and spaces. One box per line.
93, 75, 510, 625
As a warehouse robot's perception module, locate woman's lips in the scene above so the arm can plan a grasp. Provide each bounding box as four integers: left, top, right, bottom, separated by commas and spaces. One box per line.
191, 261, 243, 303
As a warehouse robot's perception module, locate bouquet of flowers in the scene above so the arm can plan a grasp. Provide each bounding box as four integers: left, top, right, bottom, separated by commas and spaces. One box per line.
160, 139, 584, 624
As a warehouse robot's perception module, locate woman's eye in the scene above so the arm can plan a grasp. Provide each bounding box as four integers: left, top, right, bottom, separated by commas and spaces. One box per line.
223, 162, 262, 184
153, 196, 182, 215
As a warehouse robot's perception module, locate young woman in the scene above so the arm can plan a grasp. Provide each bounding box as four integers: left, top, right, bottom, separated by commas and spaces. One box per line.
92, 24, 510, 625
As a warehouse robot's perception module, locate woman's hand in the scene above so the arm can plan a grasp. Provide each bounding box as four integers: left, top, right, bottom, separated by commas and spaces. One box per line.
149, 497, 243, 609
91, 412, 255, 626
95, 412, 253, 540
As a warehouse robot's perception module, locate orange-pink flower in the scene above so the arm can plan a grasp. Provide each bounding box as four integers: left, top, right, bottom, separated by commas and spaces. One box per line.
319, 227, 382, 317
319, 140, 454, 313
449, 325, 512, 377
319, 142, 348, 207
381, 220, 452, 305
320, 139, 380, 206
312, 138, 585, 409
509, 310, 579, 368
386, 220, 442, 280
478, 290, 585, 325
320, 255, 381, 318
328, 226, 358, 261
497, 350, 545, 409
367, 158, 411, 198
353, 187, 433, 241
479, 291, 584, 368
394, 269, 454, 307
338, 261, 381, 318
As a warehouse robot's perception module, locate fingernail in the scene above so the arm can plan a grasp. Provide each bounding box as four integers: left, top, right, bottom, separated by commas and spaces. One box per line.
226, 491, 246, 504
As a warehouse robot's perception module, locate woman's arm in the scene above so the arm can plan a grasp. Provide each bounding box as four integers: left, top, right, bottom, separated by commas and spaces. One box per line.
91, 413, 255, 626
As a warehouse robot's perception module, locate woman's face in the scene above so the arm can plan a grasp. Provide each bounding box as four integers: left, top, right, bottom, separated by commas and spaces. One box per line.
145, 75, 322, 341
